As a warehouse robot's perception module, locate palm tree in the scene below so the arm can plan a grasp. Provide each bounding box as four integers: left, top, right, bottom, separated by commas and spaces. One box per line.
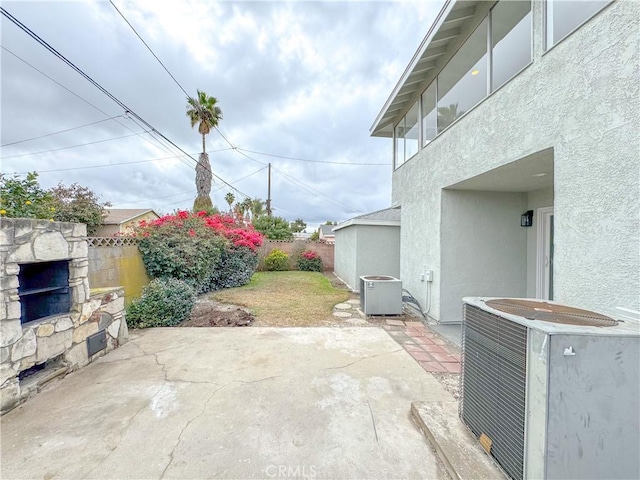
250, 197, 265, 220
186, 90, 223, 211
225, 192, 235, 213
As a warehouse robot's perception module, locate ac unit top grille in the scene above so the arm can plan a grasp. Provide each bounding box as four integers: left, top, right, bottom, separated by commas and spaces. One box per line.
485, 299, 618, 327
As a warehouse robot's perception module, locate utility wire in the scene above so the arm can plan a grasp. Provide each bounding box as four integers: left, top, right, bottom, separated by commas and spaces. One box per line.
237, 147, 389, 166
1, 115, 125, 147
0, 131, 149, 159
1, 46, 194, 172
0, 7, 252, 200
108, 0, 189, 97
6, 152, 207, 175
272, 165, 364, 214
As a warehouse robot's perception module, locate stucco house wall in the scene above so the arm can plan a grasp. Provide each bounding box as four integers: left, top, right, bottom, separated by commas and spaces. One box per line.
334, 223, 400, 292
392, 1, 639, 322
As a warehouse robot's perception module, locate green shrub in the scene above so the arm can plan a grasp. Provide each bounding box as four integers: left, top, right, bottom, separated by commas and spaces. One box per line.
209, 246, 259, 290
135, 210, 263, 294
138, 228, 225, 293
297, 250, 323, 272
265, 249, 289, 271
126, 278, 196, 328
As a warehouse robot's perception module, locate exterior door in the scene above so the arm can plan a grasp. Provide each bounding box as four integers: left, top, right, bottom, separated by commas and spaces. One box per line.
536, 207, 554, 300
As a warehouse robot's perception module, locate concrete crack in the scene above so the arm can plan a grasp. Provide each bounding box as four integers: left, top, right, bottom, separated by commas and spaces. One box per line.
366, 400, 379, 443
321, 348, 404, 371
159, 381, 235, 479
236, 375, 283, 385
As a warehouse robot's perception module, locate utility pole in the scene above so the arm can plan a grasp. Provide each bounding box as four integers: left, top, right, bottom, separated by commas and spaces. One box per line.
266, 162, 272, 217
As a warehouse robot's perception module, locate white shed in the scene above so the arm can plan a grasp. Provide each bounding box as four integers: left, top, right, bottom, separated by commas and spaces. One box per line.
334, 207, 400, 292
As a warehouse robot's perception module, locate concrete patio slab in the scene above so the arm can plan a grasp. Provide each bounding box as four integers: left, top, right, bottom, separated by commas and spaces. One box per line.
1, 327, 452, 480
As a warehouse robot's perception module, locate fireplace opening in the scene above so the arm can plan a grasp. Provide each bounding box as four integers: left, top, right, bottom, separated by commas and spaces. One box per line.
18, 260, 71, 324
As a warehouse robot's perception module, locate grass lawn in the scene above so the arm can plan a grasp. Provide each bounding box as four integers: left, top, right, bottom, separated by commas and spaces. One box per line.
211, 271, 350, 327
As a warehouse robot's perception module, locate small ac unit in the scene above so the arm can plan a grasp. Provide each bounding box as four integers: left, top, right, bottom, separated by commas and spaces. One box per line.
461, 297, 639, 480
359, 275, 402, 315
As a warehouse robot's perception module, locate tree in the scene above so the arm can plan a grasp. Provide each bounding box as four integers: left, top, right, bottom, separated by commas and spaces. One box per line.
310, 230, 319, 241
0, 172, 54, 219
253, 215, 293, 240
224, 192, 235, 212
0, 173, 110, 234
324, 220, 337, 225
249, 197, 265, 220
290, 218, 307, 233
49, 182, 111, 235
186, 90, 223, 211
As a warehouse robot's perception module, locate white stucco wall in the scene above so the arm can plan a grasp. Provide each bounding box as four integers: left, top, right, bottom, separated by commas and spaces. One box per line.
356, 225, 401, 290
334, 224, 401, 292
440, 190, 528, 323
334, 226, 358, 290
392, 1, 639, 321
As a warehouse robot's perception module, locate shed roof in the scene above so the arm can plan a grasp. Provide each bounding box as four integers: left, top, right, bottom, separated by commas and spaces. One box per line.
334, 207, 401, 231
103, 209, 158, 225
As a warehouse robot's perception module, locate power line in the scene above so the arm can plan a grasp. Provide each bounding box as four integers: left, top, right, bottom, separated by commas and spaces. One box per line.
1, 46, 191, 168
236, 147, 389, 166
0, 131, 149, 159
0, 7, 252, 200
1, 46, 114, 117
272, 165, 364, 214
1, 115, 125, 147
6, 152, 205, 175
108, 0, 189, 97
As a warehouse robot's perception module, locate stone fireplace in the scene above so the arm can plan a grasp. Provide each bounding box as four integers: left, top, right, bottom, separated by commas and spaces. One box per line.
1, 218, 128, 413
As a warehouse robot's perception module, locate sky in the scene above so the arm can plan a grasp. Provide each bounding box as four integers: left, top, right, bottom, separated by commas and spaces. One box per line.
1, 0, 442, 232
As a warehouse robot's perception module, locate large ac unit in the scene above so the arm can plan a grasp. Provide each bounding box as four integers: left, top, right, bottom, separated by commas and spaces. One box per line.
460, 297, 639, 480
359, 275, 402, 315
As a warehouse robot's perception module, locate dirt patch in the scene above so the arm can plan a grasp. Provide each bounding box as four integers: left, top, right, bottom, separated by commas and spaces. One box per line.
431, 372, 461, 400
180, 297, 254, 327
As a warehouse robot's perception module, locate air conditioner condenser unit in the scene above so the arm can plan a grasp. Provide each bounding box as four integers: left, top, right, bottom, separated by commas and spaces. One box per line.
460, 297, 639, 480
359, 275, 402, 315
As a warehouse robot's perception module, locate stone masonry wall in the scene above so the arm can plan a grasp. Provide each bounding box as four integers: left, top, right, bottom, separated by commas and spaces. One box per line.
0, 218, 128, 413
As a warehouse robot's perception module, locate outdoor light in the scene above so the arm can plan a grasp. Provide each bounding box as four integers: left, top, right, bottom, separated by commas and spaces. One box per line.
521, 210, 534, 227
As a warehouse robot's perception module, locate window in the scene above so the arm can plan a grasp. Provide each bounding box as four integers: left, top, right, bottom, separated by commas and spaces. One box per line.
394, 101, 419, 169
421, 83, 437, 146
492, 0, 532, 91
394, 120, 405, 169
405, 102, 419, 159
437, 18, 488, 133
546, 0, 610, 48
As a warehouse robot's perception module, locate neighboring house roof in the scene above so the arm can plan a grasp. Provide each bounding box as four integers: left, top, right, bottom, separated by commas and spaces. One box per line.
371, 0, 480, 137
103, 209, 159, 225
334, 207, 401, 231
320, 225, 335, 237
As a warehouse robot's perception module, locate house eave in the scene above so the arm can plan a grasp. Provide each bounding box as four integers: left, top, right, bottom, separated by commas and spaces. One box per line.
370, 0, 482, 137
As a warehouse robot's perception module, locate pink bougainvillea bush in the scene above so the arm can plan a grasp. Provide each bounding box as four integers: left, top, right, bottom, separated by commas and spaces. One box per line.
134, 210, 264, 293
296, 249, 323, 272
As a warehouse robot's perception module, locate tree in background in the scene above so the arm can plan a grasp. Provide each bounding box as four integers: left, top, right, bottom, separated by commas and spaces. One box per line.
253, 215, 293, 240
310, 230, 320, 241
224, 192, 235, 212
186, 90, 223, 212
0, 172, 54, 219
1, 172, 110, 234
325, 220, 337, 225
290, 218, 307, 233
49, 182, 111, 235
249, 197, 265, 220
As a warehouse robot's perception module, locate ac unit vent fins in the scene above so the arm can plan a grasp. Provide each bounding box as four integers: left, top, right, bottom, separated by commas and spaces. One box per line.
461, 304, 527, 480
485, 299, 617, 327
